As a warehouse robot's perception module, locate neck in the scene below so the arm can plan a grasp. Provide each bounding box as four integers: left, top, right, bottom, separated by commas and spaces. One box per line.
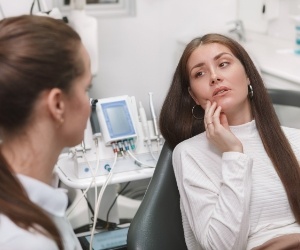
225, 100, 253, 126
227, 113, 253, 126
1, 125, 63, 185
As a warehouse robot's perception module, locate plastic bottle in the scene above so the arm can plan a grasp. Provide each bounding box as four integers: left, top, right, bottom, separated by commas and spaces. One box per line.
295, 16, 300, 54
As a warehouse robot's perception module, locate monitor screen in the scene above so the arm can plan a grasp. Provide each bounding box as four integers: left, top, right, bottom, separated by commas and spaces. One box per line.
78, 227, 129, 250
101, 100, 136, 139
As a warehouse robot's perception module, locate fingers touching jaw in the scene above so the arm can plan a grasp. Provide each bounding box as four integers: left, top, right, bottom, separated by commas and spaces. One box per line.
205, 100, 222, 114
204, 101, 223, 129
188, 88, 216, 110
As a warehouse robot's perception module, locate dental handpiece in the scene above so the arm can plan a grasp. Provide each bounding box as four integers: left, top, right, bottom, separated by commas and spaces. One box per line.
139, 101, 151, 144
149, 92, 159, 139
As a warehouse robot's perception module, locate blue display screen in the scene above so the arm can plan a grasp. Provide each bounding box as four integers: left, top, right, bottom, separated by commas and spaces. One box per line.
101, 100, 135, 139
84, 227, 129, 250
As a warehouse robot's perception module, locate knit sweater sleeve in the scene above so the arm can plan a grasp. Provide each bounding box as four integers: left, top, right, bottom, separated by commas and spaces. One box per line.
173, 139, 253, 250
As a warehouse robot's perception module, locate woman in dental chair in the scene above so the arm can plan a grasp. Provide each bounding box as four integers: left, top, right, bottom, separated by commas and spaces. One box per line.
159, 33, 300, 250
0, 15, 92, 249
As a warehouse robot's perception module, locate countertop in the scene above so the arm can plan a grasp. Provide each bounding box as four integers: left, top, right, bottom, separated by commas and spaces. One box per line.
243, 31, 300, 85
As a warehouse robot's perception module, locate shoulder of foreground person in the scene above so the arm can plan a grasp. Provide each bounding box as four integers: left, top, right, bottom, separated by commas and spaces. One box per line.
0, 214, 58, 250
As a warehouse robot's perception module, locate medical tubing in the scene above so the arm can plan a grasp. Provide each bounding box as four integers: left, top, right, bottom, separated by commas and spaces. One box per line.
67, 138, 101, 217
86, 138, 103, 219
67, 156, 96, 217
66, 151, 95, 217
127, 149, 155, 168
106, 181, 131, 226
147, 143, 158, 161
93, 138, 102, 214
89, 152, 118, 250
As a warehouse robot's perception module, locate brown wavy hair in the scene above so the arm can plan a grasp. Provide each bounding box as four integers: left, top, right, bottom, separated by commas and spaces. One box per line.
159, 34, 300, 224
0, 15, 84, 249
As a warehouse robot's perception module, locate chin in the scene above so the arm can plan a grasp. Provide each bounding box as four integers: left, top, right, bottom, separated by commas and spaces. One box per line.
216, 97, 234, 107
66, 135, 84, 148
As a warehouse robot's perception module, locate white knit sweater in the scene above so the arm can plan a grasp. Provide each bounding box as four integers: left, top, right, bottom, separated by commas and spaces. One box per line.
173, 120, 300, 250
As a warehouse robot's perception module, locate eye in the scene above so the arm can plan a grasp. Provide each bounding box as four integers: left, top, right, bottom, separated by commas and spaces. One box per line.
219, 62, 229, 68
195, 71, 204, 78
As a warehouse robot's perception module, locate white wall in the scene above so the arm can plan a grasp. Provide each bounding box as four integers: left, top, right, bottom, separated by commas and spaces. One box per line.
267, 0, 299, 40
0, 0, 50, 18
90, 0, 238, 117
0, 0, 299, 117
0, 0, 238, 117
239, 0, 300, 41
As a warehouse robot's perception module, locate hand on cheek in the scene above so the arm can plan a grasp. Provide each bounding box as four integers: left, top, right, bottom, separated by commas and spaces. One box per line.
219, 112, 229, 130
197, 99, 208, 110
204, 101, 243, 153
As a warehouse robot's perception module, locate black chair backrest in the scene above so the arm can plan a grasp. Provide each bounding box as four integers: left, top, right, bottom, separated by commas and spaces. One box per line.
267, 88, 300, 107
127, 142, 187, 250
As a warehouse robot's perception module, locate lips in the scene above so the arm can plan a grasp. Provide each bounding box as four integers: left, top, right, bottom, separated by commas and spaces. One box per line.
213, 86, 231, 97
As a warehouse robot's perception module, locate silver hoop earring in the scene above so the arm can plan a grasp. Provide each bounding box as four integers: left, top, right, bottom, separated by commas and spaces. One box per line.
192, 105, 204, 120
248, 84, 254, 100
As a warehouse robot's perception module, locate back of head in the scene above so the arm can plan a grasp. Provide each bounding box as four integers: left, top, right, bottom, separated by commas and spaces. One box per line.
0, 15, 83, 135
0, 15, 84, 250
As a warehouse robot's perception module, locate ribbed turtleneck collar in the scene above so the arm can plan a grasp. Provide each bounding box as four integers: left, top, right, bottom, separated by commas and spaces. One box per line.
229, 120, 257, 138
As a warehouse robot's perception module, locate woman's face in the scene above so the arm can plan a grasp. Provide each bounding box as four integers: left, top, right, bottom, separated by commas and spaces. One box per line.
62, 44, 92, 147
187, 42, 251, 120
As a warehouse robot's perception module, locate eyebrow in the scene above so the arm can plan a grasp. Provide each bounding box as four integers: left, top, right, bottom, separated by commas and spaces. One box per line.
189, 52, 234, 75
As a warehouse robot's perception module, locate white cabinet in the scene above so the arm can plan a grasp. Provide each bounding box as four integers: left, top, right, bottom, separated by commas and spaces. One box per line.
262, 72, 300, 91
243, 31, 300, 91
246, 33, 300, 128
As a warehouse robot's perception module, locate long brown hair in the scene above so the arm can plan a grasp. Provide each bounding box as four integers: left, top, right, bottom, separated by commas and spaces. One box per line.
159, 33, 300, 224
0, 15, 84, 249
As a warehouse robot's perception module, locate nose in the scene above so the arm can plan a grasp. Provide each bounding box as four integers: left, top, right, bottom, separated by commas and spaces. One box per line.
210, 72, 221, 85
210, 75, 221, 85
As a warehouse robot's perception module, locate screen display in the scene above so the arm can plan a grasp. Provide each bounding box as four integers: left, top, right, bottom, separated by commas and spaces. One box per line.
101, 100, 136, 139
79, 227, 129, 250
106, 106, 131, 136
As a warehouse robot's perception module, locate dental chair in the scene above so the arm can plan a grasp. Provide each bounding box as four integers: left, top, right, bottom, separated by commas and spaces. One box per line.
127, 88, 300, 250
267, 88, 300, 128
127, 142, 187, 250
267, 88, 300, 107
